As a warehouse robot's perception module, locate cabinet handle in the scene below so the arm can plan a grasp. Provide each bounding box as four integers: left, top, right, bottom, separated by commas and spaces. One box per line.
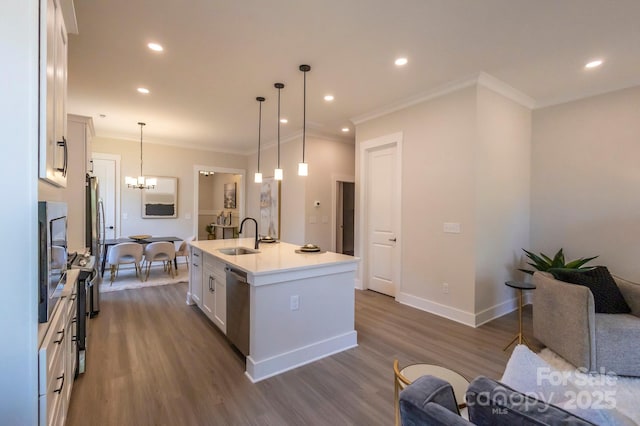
193, 253, 200, 257
193, 263, 199, 267
54, 329, 65, 344
209, 276, 215, 292
54, 374, 64, 394
56, 137, 68, 177
89, 159, 94, 173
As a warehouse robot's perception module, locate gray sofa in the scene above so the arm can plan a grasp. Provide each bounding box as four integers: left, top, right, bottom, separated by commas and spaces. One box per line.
399, 375, 593, 425
532, 271, 640, 377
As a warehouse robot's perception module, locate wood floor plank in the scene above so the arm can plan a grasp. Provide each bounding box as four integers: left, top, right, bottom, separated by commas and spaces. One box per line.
66, 283, 540, 425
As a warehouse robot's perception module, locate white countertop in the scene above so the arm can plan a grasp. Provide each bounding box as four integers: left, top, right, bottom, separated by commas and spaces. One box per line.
190, 238, 359, 276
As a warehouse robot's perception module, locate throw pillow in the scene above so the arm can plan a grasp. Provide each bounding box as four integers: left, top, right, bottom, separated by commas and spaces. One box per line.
552, 266, 631, 314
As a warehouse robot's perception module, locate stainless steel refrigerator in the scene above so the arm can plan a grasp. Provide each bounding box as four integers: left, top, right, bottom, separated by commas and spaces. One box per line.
85, 173, 104, 316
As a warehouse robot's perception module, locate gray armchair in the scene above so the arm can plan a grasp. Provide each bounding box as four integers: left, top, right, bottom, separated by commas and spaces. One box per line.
532, 271, 640, 376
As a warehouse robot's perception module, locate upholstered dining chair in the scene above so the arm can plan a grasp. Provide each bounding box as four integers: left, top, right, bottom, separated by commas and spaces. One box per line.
175, 236, 194, 270
143, 241, 176, 281
107, 242, 143, 284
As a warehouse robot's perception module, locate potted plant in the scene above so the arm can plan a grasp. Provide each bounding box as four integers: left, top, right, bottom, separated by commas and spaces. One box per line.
519, 248, 597, 275
205, 223, 215, 240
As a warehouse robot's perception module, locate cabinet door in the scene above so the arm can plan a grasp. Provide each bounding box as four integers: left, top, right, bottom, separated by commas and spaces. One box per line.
214, 273, 226, 334
190, 248, 202, 306
39, 0, 68, 187
202, 269, 216, 320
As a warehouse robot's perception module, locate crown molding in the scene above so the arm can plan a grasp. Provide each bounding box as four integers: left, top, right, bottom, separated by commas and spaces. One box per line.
534, 79, 640, 109
476, 71, 535, 109
351, 72, 536, 126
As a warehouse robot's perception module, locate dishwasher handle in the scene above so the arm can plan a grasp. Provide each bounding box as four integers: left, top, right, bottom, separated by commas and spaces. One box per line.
225, 266, 247, 282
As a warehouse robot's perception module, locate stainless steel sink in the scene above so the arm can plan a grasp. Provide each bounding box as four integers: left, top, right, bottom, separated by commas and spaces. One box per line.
218, 247, 259, 255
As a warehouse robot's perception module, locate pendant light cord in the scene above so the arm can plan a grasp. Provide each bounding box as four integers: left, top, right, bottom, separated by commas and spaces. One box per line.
277, 85, 281, 168
138, 122, 145, 176
257, 99, 262, 172
302, 70, 306, 163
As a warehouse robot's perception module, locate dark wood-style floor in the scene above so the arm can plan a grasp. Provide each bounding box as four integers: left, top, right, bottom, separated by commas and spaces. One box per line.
66, 283, 541, 425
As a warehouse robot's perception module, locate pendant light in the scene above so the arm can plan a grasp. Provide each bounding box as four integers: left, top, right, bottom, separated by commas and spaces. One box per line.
125, 122, 157, 189
254, 96, 265, 183
298, 64, 311, 176
274, 82, 285, 181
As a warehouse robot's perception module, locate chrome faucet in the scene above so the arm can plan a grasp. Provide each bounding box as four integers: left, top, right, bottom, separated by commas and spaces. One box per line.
239, 217, 259, 249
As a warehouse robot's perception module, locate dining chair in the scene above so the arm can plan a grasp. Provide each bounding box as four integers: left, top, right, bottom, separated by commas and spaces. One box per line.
107, 242, 143, 284
143, 241, 176, 281
175, 236, 195, 270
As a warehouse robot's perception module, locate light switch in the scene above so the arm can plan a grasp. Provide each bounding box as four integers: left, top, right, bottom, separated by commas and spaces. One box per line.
443, 222, 461, 233
309, 215, 317, 224
185, 212, 192, 220
122, 213, 128, 220
321, 215, 328, 224
290, 295, 299, 311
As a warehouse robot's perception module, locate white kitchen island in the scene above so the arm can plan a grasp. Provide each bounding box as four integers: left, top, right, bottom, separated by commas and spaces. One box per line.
187, 238, 359, 382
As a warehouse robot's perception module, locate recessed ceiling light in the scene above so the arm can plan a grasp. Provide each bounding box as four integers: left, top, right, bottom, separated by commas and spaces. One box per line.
280, 118, 288, 124
395, 57, 408, 66
137, 87, 150, 94
324, 95, 334, 101
585, 60, 603, 69
341, 127, 349, 132
147, 42, 163, 52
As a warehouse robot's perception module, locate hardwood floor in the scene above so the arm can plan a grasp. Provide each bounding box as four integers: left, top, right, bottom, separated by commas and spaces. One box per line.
66, 283, 540, 425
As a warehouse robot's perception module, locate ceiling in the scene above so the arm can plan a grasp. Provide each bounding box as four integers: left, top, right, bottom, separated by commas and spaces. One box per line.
67, 0, 640, 154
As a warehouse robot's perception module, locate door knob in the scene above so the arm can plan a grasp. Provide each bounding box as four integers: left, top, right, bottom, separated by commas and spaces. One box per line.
107, 226, 114, 229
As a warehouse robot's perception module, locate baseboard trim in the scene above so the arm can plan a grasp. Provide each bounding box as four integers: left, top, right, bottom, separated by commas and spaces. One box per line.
474, 297, 518, 327
354, 278, 363, 290
397, 292, 476, 327
245, 331, 358, 383
397, 292, 524, 328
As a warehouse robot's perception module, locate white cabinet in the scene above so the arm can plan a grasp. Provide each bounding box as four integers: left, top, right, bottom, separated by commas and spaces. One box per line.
38, 271, 78, 426
202, 267, 216, 320
189, 247, 203, 307
39, 0, 73, 187
202, 253, 227, 333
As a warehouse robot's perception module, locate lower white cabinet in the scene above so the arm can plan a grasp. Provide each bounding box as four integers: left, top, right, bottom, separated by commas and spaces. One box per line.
190, 247, 202, 307
38, 271, 78, 426
201, 253, 227, 334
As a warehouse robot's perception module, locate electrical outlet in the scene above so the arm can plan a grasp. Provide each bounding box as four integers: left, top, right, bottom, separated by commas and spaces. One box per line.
442, 283, 449, 294
290, 295, 299, 311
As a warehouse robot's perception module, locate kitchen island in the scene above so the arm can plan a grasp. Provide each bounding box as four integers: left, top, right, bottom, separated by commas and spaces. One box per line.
187, 238, 359, 382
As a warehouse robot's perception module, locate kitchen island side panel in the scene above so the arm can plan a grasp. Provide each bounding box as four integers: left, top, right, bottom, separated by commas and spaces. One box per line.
246, 270, 357, 382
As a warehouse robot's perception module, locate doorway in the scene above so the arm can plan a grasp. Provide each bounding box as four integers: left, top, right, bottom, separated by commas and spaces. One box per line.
91, 153, 120, 240
192, 165, 246, 241
335, 181, 355, 255
358, 133, 402, 297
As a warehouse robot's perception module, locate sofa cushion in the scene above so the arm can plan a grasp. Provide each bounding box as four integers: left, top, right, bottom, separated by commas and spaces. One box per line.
399, 375, 469, 426
466, 376, 594, 425
552, 266, 631, 314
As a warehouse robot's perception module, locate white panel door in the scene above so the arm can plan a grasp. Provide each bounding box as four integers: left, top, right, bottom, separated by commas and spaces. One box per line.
367, 145, 398, 296
92, 157, 118, 240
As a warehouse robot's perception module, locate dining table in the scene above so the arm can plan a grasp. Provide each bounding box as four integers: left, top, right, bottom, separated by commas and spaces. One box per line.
100, 236, 182, 277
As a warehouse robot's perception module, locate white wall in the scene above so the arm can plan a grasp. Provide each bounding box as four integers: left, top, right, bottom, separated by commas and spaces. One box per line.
246, 135, 354, 247
0, 0, 40, 423
475, 86, 531, 320
92, 137, 247, 241
531, 86, 640, 281
356, 87, 479, 316
355, 82, 532, 326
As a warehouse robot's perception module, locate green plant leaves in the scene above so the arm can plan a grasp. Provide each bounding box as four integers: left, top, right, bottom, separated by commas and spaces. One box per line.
519, 248, 597, 275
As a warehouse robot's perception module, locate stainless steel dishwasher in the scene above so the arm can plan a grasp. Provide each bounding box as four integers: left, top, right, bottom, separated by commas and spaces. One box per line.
225, 266, 250, 356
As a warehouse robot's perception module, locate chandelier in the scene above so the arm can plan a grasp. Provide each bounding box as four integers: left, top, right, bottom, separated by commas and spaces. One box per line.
125, 122, 157, 189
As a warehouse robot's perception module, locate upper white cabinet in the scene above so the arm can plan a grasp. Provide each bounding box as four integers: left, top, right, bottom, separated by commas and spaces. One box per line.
39, 0, 76, 187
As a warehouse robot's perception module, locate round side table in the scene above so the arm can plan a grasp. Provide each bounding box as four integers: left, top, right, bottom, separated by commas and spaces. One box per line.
503, 280, 536, 351
393, 360, 470, 426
